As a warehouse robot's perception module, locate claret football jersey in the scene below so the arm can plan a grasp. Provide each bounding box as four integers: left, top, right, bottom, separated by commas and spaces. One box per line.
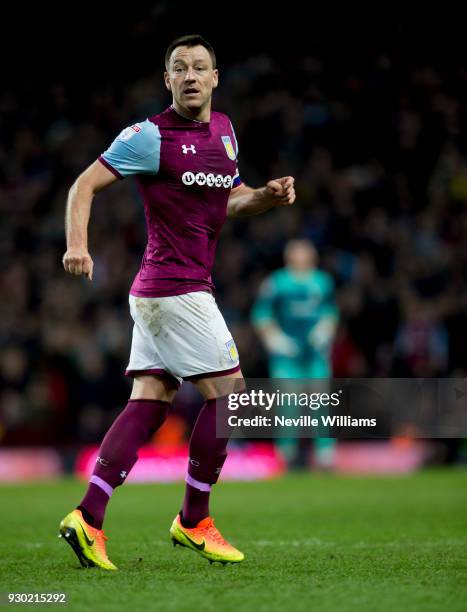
99, 105, 242, 297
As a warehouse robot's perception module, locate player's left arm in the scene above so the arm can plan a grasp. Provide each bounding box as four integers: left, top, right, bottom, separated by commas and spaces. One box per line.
308, 276, 339, 351
227, 177, 295, 217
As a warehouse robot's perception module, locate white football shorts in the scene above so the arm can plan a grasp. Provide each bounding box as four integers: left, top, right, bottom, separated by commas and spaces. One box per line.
125, 291, 240, 385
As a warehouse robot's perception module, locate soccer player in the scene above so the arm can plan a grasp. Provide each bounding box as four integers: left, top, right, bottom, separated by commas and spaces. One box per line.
59, 34, 295, 569
251, 239, 338, 469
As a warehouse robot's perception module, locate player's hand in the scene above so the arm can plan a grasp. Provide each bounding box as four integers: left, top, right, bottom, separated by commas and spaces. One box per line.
264, 328, 300, 357
62, 247, 94, 280
265, 176, 296, 207
307, 319, 336, 351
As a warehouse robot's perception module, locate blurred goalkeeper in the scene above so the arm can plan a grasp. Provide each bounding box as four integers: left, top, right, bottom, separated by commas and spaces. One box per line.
251, 239, 338, 469
59, 34, 295, 570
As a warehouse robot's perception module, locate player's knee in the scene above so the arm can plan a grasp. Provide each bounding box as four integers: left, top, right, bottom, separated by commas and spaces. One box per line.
130, 374, 178, 403
195, 371, 245, 399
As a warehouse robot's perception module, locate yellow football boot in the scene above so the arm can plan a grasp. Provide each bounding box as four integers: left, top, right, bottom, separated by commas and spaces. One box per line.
59, 509, 117, 570
170, 514, 244, 564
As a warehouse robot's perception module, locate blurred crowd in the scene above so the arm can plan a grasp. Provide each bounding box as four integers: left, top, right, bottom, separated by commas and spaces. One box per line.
2, 39, 467, 446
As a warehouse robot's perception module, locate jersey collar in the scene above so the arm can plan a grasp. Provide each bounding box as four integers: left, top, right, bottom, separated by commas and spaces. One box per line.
169, 105, 210, 126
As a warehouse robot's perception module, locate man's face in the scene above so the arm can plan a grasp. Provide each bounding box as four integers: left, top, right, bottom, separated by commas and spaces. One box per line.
164, 45, 218, 114
285, 241, 317, 272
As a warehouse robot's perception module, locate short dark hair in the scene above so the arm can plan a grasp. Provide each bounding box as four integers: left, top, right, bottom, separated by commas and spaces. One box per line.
165, 34, 216, 70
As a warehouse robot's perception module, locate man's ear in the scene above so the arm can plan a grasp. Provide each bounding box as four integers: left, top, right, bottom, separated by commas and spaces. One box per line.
164, 72, 171, 91
212, 69, 219, 90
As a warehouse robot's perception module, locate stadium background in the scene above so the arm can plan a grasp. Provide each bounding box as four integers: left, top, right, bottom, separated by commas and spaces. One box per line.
1, 9, 466, 458
1, 8, 466, 611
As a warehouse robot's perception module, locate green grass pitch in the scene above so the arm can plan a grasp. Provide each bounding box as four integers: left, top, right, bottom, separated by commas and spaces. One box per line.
1, 470, 466, 611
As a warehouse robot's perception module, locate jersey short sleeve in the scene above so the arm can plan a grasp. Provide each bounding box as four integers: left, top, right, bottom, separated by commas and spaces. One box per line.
99, 119, 161, 179
230, 121, 242, 188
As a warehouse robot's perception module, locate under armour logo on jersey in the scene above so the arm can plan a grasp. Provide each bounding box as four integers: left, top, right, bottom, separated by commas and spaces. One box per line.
120, 470, 127, 479
182, 144, 197, 155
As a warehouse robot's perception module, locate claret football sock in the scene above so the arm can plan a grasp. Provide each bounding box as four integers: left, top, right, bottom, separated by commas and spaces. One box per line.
181, 483, 211, 528
78, 399, 170, 529
78, 485, 109, 529
181, 397, 229, 527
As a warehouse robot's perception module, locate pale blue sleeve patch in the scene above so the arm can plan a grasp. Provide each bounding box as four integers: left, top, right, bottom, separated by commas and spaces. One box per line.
101, 119, 161, 177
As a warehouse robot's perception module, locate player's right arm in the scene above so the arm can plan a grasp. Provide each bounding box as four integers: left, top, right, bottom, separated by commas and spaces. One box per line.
63, 161, 118, 280
251, 276, 300, 357
63, 120, 161, 280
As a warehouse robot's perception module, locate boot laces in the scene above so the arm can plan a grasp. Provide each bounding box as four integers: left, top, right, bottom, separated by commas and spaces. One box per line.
205, 519, 228, 546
